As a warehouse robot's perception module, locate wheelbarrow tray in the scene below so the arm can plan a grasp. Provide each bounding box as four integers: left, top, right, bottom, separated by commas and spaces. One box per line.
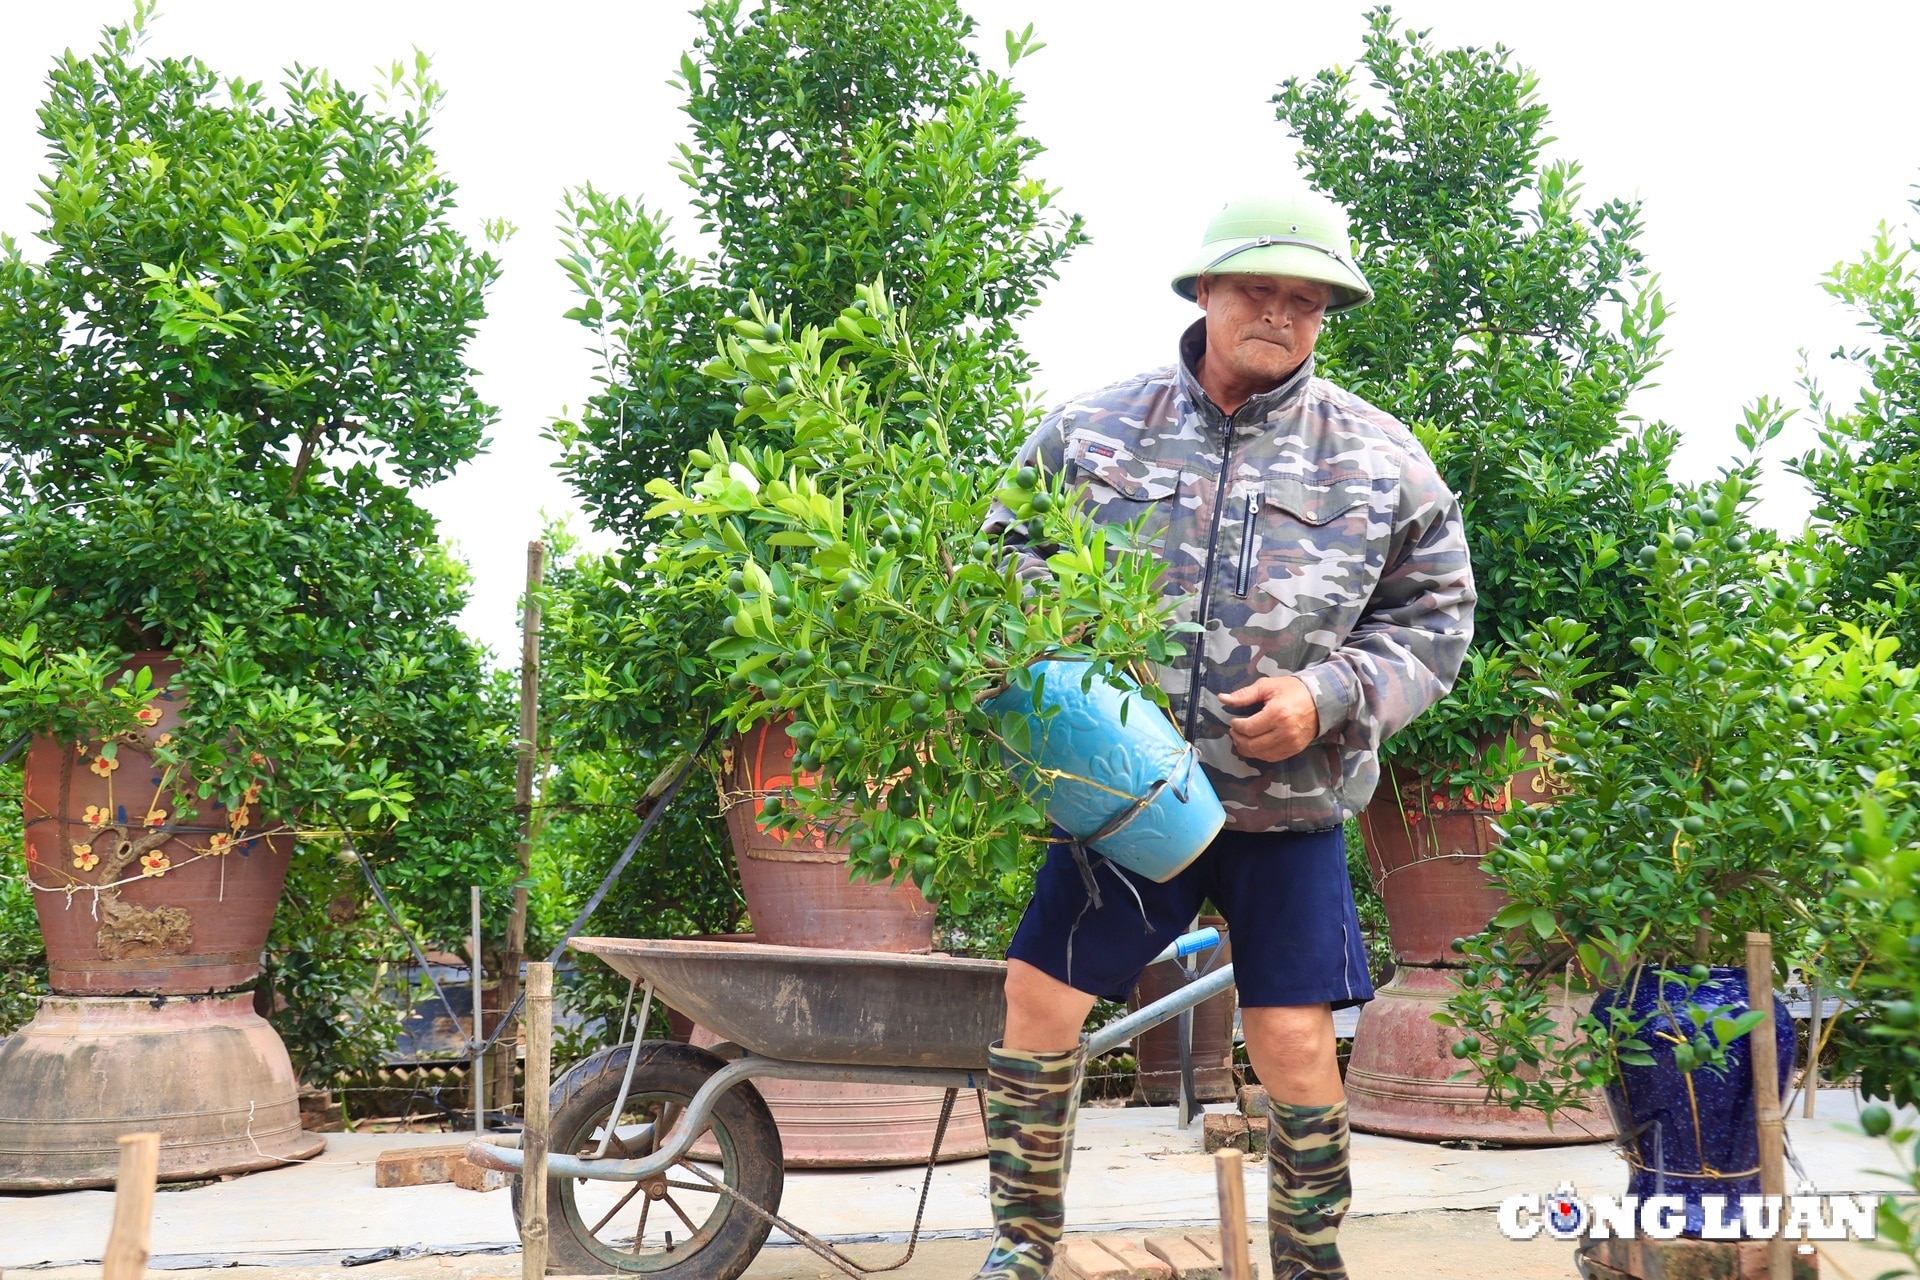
571, 936, 1009, 1070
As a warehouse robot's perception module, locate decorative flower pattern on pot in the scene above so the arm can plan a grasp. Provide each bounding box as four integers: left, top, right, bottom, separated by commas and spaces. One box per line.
82, 805, 109, 827
206, 833, 233, 855
155, 733, 172, 748
143, 810, 167, 827
88, 754, 118, 777
134, 706, 162, 726
71, 844, 97, 871
139, 850, 171, 877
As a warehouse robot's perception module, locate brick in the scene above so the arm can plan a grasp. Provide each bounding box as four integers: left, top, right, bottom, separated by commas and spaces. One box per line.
1238, 1084, 1269, 1117
1090, 1237, 1173, 1280
373, 1144, 469, 1188
1054, 1240, 1133, 1280
1201, 1112, 1249, 1153
451, 1155, 507, 1192
1144, 1235, 1221, 1280
1246, 1114, 1268, 1156
1181, 1235, 1221, 1263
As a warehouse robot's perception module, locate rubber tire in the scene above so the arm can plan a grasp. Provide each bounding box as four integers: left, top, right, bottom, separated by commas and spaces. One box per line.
513, 1040, 784, 1280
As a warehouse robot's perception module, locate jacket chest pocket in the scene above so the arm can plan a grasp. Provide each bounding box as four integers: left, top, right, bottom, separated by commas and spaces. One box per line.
1237, 475, 1387, 624
1063, 430, 1181, 557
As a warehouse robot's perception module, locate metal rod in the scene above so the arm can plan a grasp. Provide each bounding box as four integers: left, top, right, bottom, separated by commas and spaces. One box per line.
467, 1056, 982, 1182
1087, 962, 1237, 1058
594, 981, 653, 1159
471, 886, 485, 1136
1746, 931, 1790, 1280
520, 962, 553, 1280
1178, 915, 1199, 1129
347, 840, 465, 1036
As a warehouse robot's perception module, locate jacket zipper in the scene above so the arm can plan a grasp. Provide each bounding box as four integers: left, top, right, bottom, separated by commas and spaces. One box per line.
1182, 416, 1237, 742
1234, 491, 1258, 597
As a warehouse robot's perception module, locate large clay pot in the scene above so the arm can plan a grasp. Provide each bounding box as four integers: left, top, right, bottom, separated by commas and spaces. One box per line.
1592, 966, 1795, 1235
721, 718, 935, 952
0, 992, 323, 1188
1342, 967, 1615, 1145
22, 654, 293, 996
1347, 727, 1612, 1143
710, 725, 971, 1167
1356, 731, 1560, 967
1130, 920, 1236, 1105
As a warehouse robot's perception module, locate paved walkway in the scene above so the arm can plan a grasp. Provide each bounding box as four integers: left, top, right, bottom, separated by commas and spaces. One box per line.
2, 1090, 1911, 1278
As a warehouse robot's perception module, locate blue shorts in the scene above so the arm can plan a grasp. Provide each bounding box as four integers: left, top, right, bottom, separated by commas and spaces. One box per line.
1005, 826, 1375, 1009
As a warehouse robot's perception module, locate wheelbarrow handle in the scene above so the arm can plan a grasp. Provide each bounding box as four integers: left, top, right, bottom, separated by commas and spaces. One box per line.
1148, 926, 1221, 968
1085, 960, 1237, 1059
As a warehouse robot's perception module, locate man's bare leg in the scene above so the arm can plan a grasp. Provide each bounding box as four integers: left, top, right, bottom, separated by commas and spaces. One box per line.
1002, 958, 1099, 1052
1241, 1004, 1342, 1103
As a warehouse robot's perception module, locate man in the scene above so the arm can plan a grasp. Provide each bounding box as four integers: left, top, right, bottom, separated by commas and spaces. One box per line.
971, 191, 1476, 1280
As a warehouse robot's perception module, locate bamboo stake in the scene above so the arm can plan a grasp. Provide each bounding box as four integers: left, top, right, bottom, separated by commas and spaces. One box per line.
1746, 932, 1790, 1280
521, 962, 554, 1280
499, 539, 545, 1110
1802, 981, 1820, 1119
101, 1133, 160, 1280
1214, 1148, 1253, 1280
471, 885, 485, 1135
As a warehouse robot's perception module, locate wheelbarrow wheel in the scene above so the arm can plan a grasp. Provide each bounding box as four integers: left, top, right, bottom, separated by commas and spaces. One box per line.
515, 1040, 784, 1280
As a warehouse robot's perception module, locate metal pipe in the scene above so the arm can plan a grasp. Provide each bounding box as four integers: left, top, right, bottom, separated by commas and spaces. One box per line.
1086, 962, 1237, 1059
466, 1056, 984, 1182
593, 981, 652, 1159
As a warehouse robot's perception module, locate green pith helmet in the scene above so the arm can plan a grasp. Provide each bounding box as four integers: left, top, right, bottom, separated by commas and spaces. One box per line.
1172, 190, 1373, 312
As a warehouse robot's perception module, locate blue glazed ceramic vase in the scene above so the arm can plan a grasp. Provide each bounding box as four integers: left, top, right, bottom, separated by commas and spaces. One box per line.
1591, 965, 1796, 1235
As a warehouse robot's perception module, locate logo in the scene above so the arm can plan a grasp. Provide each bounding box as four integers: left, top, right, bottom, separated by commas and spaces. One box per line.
1541, 1185, 1587, 1240
1497, 1184, 1880, 1242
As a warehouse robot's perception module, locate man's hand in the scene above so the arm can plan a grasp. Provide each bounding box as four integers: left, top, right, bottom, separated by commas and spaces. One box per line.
1218, 675, 1319, 763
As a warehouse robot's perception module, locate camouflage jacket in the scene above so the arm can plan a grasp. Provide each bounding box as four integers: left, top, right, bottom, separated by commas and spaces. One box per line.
984, 320, 1476, 833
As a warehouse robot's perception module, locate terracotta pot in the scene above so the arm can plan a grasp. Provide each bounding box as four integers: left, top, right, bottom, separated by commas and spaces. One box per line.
1347, 726, 1607, 1144
1129, 919, 1236, 1104
1356, 727, 1560, 967
1343, 966, 1614, 1145
0, 992, 323, 1189
722, 718, 935, 952
22, 654, 293, 996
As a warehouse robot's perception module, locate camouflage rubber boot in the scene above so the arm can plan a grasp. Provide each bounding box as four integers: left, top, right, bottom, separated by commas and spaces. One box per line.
971, 1041, 1085, 1280
1266, 1098, 1352, 1280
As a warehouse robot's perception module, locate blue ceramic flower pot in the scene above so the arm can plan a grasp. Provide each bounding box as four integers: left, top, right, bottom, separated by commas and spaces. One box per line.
1591, 965, 1796, 1235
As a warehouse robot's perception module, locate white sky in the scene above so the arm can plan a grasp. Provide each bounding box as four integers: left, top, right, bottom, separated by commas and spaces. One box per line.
7, 2, 1920, 660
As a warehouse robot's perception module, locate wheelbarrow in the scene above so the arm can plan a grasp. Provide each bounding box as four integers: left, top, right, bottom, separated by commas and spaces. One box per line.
466, 928, 1231, 1280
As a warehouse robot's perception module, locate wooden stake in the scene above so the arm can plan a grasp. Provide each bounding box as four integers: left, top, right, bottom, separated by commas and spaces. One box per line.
102, 1132, 160, 1280
1802, 981, 1820, 1119
471, 885, 485, 1135
1746, 932, 1790, 1280
498, 539, 545, 1110
521, 962, 554, 1280
1214, 1148, 1253, 1280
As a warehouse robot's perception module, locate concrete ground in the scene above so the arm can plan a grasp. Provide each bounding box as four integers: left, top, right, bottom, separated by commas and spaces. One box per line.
3, 1089, 1912, 1280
